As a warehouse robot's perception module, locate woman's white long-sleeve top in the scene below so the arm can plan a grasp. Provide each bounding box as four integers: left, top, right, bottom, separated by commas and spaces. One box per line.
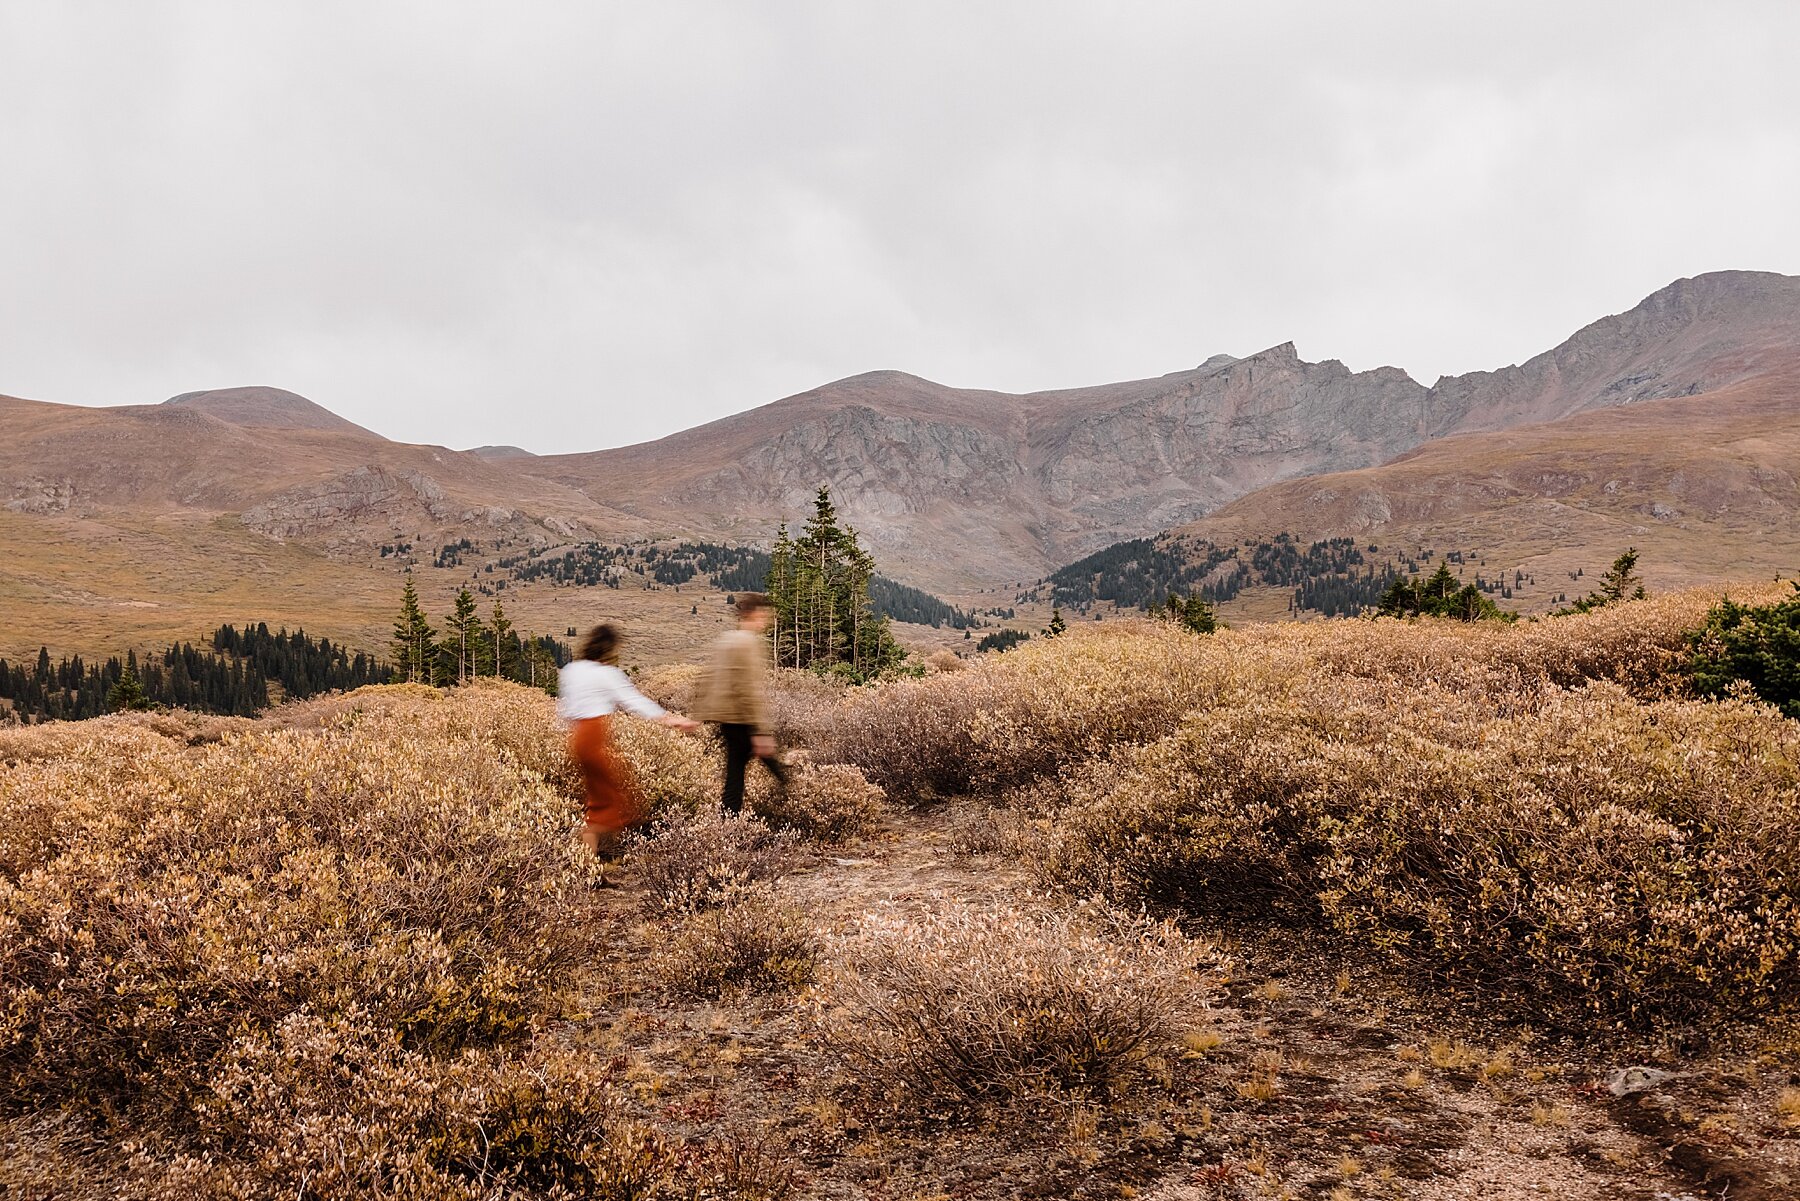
556, 660, 668, 722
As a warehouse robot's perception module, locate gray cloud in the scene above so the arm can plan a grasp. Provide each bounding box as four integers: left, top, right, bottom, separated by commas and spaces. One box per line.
3, 1, 1797, 453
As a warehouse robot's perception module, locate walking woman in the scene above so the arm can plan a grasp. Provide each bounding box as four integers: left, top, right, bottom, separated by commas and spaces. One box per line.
557, 624, 697, 873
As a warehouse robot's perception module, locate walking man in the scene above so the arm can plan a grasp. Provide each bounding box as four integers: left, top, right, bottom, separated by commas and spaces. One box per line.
694, 592, 787, 812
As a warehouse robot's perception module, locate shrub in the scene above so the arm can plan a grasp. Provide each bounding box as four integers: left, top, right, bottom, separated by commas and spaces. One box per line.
653, 891, 818, 999
924, 649, 966, 673
627, 806, 800, 915
204, 1015, 672, 1199
815, 904, 1197, 1108
750, 759, 887, 842
265, 679, 717, 820
1688, 584, 1800, 717
1034, 679, 1800, 1027
0, 684, 797, 1195
0, 719, 598, 1123
942, 800, 1028, 858
815, 622, 1221, 797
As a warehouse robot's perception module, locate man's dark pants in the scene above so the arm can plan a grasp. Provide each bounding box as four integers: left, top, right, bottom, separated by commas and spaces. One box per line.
718, 722, 788, 813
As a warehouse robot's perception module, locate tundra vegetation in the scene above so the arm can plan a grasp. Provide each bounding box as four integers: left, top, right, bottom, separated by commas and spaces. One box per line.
3, 580, 1800, 1198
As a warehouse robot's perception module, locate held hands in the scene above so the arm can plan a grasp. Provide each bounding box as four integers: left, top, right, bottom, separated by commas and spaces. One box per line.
661, 714, 701, 734
752, 733, 776, 758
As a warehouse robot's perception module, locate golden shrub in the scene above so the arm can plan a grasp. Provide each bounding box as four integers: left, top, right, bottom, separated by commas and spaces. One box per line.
627, 805, 801, 915
749, 758, 888, 842
924, 649, 966, 673
815, 903, 1199, 1107
0, 681, 799, 1195
1034, 674, 1800, 1025
652, 890, 818, 999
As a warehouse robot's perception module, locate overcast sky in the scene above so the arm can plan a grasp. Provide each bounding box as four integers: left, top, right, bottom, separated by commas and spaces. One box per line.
3, 2, 1797, 454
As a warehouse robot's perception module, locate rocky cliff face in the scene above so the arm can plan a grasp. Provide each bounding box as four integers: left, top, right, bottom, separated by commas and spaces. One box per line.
1026, 346, 1430, 548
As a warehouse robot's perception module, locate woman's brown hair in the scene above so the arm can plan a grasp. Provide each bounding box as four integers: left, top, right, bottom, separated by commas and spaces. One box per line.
578, 624, 621, 664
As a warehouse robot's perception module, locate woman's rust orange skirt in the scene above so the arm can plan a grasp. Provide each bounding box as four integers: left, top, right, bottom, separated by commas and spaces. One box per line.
568, 715, 644, 835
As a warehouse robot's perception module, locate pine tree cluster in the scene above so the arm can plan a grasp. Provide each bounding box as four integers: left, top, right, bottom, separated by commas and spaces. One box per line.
1553, 549, 1648, 616
391, 576, 570, 689
1377, 562, 1514, 623
496, 539, 970, 627
1038, 537, 1247, 611
767, 488, 903, 680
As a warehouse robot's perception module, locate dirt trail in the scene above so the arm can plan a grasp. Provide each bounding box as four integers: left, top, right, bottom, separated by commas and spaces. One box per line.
581, 809, 1798, 1201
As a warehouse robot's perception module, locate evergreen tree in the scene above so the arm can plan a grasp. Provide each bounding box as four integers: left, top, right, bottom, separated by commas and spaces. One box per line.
1044, 605, 1068, 637
106, 663, 150, 712
1688, 582, 1800, 717
441, 588, 483, 685
1556, 548, 1647, 615
1378, 562, 1513, 622
391, 574, 437, 683
1169, 592, 1219, 634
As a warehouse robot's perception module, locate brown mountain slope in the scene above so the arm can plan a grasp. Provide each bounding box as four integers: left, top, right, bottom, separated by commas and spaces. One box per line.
163, 386, 377, 435
1430, 270, 1800, 434
1167, 365, 1800, 609
0, 391, 639, 543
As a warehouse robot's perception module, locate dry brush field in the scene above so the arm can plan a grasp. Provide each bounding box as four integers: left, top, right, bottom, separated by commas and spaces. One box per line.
4, 584, 1800, 1199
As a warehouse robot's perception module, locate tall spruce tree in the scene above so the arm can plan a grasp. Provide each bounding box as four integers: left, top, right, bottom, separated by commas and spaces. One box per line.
391, 574, 437, 683
490, 599, 513, 679
106, 662, 150, 712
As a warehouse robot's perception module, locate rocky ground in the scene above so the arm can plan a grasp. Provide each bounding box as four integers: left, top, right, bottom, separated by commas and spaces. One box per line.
581, 808, 1800, 1200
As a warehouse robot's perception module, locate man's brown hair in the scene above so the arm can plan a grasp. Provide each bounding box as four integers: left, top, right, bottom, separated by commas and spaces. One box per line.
734, 592, 770, 617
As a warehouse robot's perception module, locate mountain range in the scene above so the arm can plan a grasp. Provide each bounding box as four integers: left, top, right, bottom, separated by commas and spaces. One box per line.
3, 269, 1796, 659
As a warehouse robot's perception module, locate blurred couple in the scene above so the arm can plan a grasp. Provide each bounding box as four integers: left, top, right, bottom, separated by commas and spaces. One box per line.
555, 592, 787, 874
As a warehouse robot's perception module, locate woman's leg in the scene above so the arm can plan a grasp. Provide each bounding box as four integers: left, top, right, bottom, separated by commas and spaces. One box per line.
572, 716, 639, 860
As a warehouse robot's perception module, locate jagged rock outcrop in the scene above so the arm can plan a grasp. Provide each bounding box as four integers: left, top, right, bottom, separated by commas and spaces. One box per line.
5, 478, 77, 515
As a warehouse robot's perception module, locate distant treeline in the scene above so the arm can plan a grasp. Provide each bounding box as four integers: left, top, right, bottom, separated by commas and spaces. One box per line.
0, 624, 391, 724
498, 540, 974, 628
1039, 533, 1502, 619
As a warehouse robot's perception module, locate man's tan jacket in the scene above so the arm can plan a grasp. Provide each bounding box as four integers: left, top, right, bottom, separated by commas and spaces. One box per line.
693, 628, 771, 733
